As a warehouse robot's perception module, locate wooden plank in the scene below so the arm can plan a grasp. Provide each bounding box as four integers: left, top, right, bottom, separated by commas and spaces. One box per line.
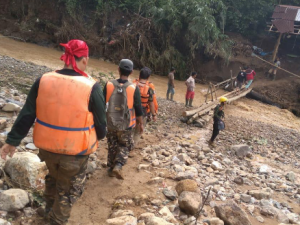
183, 100, 216, 117
227, 88, 252, 103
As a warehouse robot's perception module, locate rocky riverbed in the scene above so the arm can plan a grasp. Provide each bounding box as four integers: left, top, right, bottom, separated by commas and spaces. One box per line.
0, 56, 300, 225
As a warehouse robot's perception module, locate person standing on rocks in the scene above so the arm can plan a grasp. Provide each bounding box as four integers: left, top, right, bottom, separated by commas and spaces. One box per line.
185, 72, 197, 107
133, 67, 158, 143
166, 67, 176, 101
0, 40, 107, 225
103, 59, 144, 179
208, 96, 227, 147
245, 66, 256, 90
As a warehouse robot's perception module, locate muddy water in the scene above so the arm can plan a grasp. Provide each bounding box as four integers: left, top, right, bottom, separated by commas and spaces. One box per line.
0, 35, 226, 106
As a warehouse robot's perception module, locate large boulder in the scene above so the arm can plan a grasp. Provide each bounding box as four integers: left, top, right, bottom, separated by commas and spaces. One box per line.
4, 152, 48, 190
214, 200, 252, 225
0, 189, 29, 211
231, 145, 252, 159
105, 215, 137, 225
178, 191, 202, 215
175, 179, 198, 195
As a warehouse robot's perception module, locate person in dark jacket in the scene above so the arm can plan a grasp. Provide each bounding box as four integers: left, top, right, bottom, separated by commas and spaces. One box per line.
208, 96, 227, 147
235, 69, 246, 94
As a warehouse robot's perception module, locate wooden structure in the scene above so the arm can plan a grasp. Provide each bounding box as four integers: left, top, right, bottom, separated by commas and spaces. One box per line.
204, 70, 236, 103
182, 88, 252, 126
268, 5, 300, 61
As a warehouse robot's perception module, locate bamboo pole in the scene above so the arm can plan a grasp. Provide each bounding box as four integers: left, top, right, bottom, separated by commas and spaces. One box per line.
272, 33, 283, 62
253, 54, 300, 79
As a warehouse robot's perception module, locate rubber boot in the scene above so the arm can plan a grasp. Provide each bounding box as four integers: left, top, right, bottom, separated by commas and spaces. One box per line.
112, 163, 124, 180
170, 94, 174, 101
189, 99, 193, 107
185, 99, 189, 107
107, 167, 115, 177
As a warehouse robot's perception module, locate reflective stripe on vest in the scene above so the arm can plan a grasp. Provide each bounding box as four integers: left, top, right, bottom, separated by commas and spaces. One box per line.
106, 80, 136, 129
33, 72, 98, 155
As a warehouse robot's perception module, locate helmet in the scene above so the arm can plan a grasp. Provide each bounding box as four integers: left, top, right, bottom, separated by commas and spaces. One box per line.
219, 96, 228, 103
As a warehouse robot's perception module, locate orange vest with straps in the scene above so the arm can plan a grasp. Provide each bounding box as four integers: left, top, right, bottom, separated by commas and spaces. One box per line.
33, 72, 98, 155
133, 79, 158, 114
106, 80, 136, 129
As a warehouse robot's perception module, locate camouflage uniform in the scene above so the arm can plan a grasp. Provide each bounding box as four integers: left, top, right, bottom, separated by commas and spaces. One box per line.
106, 130, 134, 168
38, 149, 88, 225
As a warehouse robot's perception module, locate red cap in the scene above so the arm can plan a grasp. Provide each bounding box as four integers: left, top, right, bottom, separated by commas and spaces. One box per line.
60, 40, 89, 77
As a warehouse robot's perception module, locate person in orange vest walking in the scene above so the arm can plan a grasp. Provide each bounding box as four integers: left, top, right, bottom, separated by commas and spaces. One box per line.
103, 59, 143, 179
0, 40, 107, 225
133, 67, 158, 143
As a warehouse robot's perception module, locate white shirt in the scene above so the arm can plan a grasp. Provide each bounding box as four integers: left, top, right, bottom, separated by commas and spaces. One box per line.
186, 76, 195, 91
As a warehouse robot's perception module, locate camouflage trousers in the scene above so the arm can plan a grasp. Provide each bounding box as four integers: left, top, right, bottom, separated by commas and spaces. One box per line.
38, 149, 89, 225
107, 130, 134, 168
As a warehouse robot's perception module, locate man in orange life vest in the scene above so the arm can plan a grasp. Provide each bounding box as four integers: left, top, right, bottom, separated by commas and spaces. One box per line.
103, 59, 143, 180
0, 40, 107, 225
133, 67, 158, 143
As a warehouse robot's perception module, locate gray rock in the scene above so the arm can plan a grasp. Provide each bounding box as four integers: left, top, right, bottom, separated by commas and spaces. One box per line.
0, 218, 11, 225
178, 191, 202, 215
233, 177, 243, 185
260, 205, 289, 223
176, 171, 197, 181
159, 206, 177, 223
214, 200, 252, 225
249, 190, 270, 200
286, 172, 295, 182
231, 145, 252, 159
0, 189, 29, 211
110, 210, 134, 218
204, 218, 224, 225
4, 152, 48, 190
163, 188, 178, 201
86, 161, 97, 174
25, 143, 38, 150
0, 119, 7, 130
1, 103, 21, 112
240, 194, 251, 203
256, 216, 264, 223
106, 215, 137, 225
211, 161, 223, 171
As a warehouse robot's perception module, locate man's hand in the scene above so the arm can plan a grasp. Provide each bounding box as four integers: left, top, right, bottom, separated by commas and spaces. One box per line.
1, 144, 16, 160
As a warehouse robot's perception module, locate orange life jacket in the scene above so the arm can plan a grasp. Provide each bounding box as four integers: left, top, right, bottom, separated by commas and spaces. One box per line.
106, 80, 136, 129
33, 72, 98, 155
133, 79, 158, 114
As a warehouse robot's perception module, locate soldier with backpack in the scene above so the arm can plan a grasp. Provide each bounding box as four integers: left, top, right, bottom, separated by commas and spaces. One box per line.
133, 67, 158, 143
103, 59, 144, 179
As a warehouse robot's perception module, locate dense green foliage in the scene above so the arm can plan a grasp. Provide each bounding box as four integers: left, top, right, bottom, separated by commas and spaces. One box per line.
58, 0, 299, 78
224, 0, 299, 35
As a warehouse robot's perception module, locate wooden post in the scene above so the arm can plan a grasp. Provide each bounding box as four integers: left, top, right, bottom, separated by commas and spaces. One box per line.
205, 85, 209, 103
210, 83, 214, 101
272, 33, 283, 62
230, 70, 233, 90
